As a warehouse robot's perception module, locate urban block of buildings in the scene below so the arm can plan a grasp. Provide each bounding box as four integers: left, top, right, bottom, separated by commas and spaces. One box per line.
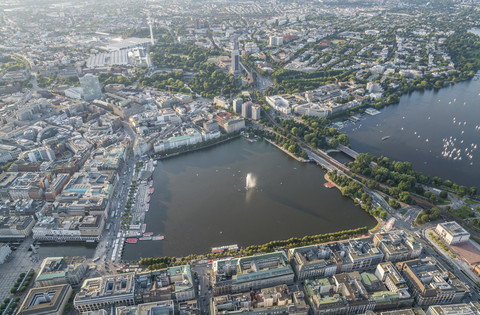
212, 251, 295, 296
435, 221, 470, 245
35, 256, 88, 287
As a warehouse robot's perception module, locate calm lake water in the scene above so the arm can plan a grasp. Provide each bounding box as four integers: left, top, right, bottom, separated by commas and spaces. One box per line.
345, 78, 480, 188
36, 243, 96, 259
122, 138, 376, 259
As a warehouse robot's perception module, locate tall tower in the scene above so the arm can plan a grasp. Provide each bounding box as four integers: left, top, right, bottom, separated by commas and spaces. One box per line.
231, 38, 241, 76
80, 74, 102, 102
148, 12, 155, 45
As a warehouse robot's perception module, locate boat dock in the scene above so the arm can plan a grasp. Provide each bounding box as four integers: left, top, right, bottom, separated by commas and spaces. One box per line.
324, 182, 335, 189
111, 232, 125, 262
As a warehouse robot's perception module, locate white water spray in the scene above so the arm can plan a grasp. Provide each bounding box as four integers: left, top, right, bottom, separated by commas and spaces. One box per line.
245, 173, 256, 190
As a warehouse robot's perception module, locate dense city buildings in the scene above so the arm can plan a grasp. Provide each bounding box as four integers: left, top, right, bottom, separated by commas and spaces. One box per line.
396, 258, 469, 306
303, 270, 413, 314
373, 230, 423, 262
288, 237, 385, 281
0, 215, 35, 239
32, 215, 105, 242
0, 0, 479, 314
211, 284, 308, 315
212, 251, 295, 296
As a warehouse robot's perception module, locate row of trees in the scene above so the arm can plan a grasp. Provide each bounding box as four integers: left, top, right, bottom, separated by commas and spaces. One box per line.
243, 226, 369, 255
328, 171, 387, 219
260, 130, 308, 159
137, 226, 369, 267
429, 232, 456, 259
0, 297, 20, 315
120, 181, 138, 230
9, 270, 34, 295
139, 256, 176, 269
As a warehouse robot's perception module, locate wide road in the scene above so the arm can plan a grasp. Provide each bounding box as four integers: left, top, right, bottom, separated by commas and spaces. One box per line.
192, 262, 212, 314
94, 152, 137, 264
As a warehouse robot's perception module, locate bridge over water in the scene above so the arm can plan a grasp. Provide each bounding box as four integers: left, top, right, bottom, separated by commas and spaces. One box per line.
337, 144, 359, 159
307, 150, 335, 172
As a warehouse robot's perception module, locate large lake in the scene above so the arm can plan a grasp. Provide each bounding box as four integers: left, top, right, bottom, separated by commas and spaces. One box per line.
122, 138, 376, 259
345, 78, 480, 188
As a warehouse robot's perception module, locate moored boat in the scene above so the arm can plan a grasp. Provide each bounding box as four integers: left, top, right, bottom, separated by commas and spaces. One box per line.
126, 238, 138, 244
211, 244, 239, 253
143, 232, 154, 236
153, 235, 165, 241
139, 236, 152, 241
142, 224, 146, 233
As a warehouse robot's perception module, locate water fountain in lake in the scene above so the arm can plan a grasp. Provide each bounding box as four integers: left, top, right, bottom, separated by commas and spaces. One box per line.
245, 173, 256, 190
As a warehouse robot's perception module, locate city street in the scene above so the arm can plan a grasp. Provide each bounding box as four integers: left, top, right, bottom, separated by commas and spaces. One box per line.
192, 262, 212, 314
94, 153, 137, 263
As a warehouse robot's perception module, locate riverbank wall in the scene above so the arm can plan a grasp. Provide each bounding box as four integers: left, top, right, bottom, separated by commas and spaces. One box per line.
264, 138, 309, 163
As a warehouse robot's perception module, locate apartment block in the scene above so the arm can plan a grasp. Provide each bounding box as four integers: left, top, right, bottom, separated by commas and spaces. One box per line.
74, 273, 136, 312
17, 284, 72, 315
35, 256, 87, 287
212, 251, 295, 296
373, 230, 423, 262
396, 257, 468, 306
211, 284, 308, 315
